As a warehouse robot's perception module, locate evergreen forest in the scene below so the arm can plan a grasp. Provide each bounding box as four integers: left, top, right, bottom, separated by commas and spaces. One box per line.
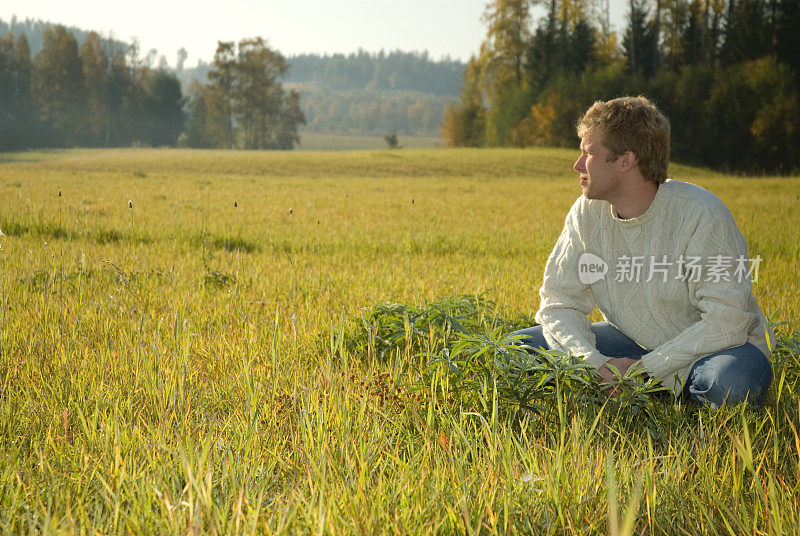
444, 0, 800, 173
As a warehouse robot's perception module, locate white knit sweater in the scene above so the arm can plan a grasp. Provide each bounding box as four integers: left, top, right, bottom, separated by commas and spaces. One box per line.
535, 179, 774, 394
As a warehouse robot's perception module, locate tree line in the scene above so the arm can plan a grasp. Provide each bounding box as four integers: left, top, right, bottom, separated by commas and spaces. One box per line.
0, 17, 128, 60
182, 50, 464, 96
300, 88, 451, 136
1, 27, 184, 150
3, 19, 463, 148
179, 50, 464, 138
1, 25, 304, 151
444, 0, 800, 173
287, 51, 462, 137
286, 50, 464, 95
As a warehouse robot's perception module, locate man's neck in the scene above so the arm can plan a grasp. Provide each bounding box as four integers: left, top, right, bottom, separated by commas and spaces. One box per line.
611, 180, 660, 220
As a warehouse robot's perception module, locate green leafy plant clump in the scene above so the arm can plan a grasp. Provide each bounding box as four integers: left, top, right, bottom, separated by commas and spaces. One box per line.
359, 295, 680, 437
358, 295, 800, 442
360, 294, 530, 359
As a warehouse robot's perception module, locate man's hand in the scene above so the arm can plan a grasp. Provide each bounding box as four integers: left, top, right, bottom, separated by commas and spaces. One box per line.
598, 357, 640, 381
597, 357, 642, 397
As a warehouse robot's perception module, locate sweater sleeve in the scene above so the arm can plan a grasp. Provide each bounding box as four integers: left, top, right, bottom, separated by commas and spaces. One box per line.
639, 206, 760, 383
534, 201, 610, 369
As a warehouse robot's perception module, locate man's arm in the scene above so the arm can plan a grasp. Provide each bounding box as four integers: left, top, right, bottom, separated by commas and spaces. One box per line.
535, 200, 610, 369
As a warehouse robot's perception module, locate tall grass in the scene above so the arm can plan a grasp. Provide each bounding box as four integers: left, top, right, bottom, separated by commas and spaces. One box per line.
296, 132, 443, 151
0, 148, 799, 534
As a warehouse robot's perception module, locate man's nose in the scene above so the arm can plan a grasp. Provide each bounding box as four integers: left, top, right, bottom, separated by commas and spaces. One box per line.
574, 155, 586, 172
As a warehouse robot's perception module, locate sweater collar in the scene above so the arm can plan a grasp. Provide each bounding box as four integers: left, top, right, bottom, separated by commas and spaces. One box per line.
607, 179, 671, 226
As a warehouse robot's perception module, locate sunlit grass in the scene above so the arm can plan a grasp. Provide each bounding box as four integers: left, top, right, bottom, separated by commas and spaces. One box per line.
296, 132, 443, 151
1, 148, 799, 534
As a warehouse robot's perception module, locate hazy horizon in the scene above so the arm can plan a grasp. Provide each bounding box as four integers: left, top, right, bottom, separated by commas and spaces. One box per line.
1, 0, 631, 68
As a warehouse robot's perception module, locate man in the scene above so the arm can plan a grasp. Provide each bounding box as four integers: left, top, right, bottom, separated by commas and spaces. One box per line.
514, 96, 773, 407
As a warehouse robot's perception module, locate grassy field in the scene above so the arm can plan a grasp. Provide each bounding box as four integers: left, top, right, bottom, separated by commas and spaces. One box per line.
296, 132, 443, 150
1, 147, 799, 534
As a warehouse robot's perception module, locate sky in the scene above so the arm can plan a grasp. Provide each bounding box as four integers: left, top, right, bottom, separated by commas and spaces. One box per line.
0, 0, 631, 67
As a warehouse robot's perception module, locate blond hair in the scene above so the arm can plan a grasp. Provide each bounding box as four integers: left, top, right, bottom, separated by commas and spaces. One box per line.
577, 96, 671, 185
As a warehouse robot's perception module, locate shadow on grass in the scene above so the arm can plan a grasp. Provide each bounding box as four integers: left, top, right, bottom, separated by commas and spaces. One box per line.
0, 220, 150, 245
192, 233, 261, 253
0, 150, 67, 164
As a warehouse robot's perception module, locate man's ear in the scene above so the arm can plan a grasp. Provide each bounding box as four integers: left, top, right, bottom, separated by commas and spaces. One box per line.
619, 151, 638, 172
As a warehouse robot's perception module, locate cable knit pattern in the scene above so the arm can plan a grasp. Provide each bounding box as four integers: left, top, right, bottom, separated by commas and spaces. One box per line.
535, 179, 774, 394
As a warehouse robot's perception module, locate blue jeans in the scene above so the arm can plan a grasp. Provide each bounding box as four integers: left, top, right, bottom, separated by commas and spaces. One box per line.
510, 322, 773, 408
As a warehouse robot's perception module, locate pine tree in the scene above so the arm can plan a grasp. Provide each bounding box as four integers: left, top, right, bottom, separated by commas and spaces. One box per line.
34, 25, 86, 146
775, 0, 800, 74
721, 0, 771, 65
141, 69, 185, 146
80, 32, 108, 145
105, 49, 132, 146
623, 0, 660, 76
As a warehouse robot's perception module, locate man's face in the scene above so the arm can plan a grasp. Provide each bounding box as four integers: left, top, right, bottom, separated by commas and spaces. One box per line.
574, 129, 623, 201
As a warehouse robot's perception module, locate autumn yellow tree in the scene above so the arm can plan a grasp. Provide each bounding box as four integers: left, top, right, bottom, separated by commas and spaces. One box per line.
442, 56, 486, 147
478, 0, 535, 146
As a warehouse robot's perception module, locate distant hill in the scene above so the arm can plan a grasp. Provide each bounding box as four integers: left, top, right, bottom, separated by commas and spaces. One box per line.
186, 51, 463, 137
180, 50, 464, 96
285, 50, 463, 95
0, 16, 128, 57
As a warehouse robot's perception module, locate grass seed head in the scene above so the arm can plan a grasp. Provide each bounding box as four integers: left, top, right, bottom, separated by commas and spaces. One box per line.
128, 200, 133, 209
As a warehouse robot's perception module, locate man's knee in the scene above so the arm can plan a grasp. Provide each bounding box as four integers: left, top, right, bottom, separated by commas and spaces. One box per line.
508, 325, 549, 352
687, 347, 772, 407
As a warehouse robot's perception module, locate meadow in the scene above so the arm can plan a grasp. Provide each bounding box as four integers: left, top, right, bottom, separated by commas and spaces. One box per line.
296, 132, 442, 151
0, 147, 799, 535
